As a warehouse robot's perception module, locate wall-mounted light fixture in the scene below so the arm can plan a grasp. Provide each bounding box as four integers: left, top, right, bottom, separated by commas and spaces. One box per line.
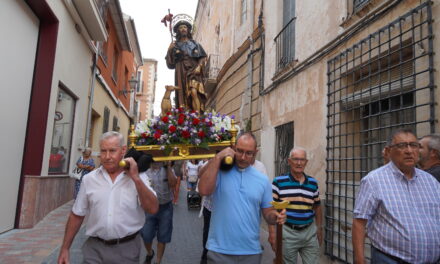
119, 74, 138, 95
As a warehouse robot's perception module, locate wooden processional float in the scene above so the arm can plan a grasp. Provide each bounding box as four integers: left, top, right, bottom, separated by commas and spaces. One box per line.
125, 118, 238, 162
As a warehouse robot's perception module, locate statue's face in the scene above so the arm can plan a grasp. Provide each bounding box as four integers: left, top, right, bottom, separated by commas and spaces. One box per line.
178, 24, 189, 36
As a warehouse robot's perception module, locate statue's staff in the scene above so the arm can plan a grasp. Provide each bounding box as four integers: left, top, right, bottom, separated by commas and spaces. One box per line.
161, 9, 174, 43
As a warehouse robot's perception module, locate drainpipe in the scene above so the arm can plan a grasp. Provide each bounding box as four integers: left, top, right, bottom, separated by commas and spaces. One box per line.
85, 44, 99, 148
258, 0, 265, 95
240, 0, 255, 132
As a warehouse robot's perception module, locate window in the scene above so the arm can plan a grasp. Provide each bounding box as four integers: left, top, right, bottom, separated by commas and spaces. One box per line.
98, 41, 108, 65
111, 47, 119, 82
112, 116, 119, 131
240, 0, 247, 25
325, 3, 434, 262
123, 67, 129, 96
49, 85, 76, 174
103, 106, 110, 133
274, 0, 296, 72
274, 122, 294, 176
136, 71, 142, 93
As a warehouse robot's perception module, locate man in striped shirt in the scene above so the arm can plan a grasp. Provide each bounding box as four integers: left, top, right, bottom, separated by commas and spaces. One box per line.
270, 147, 322, 264
353, 129, 440, 264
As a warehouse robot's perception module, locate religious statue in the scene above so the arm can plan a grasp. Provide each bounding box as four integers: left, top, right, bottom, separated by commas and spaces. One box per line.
165, 14, 208, 112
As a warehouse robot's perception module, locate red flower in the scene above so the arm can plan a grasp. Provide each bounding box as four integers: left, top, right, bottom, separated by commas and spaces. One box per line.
181, 130, 190, 138
153, 132, 161, 139
141, 132, 149, 139
169, 125, 176, 133
161, 116, 169, 123
179, 113, 185, 119
178, 107, 184, 113
192, 118, 200, 125
166, 111, 172, 116
198, 130, 205, 138
178, 117, 184, 125
206, 121, 213, 127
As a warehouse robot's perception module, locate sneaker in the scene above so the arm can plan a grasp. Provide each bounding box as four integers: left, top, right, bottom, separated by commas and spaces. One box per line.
145, 249, 155, 264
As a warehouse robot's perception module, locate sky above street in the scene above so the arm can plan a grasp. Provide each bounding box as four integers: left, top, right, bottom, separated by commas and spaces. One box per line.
119, 0, 198, 117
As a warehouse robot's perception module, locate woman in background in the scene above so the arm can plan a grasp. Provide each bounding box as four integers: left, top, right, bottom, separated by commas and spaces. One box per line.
74, 148, 95, 199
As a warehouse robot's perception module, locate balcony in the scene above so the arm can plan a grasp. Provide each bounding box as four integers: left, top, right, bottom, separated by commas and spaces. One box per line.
274, 17, 296, 73
204, 54, 220, 95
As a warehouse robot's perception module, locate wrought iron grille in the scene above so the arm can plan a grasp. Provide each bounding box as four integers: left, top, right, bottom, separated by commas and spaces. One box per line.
275, 122, 294, 176
325, 2, 434, 263
274, 17, 296, 73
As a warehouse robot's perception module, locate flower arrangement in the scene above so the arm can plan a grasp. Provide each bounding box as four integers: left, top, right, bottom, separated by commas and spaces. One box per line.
135, 107, 238, 152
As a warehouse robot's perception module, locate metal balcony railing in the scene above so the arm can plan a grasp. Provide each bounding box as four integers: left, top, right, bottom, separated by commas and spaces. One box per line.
274, 17, 296, 73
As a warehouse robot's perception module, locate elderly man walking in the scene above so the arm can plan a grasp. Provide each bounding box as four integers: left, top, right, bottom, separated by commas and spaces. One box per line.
269, 147, 322, 264
353, 128, 440, 264
419, 133, 440, 182
58, 131, 159, 264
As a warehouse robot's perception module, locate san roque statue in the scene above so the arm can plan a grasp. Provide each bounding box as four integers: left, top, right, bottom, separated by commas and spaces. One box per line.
165, 13, 208, 113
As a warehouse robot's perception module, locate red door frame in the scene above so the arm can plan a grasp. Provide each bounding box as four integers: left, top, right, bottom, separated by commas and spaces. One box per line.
15, 0, 59, 227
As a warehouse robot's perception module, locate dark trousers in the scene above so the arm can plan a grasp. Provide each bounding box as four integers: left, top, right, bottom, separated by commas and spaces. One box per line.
201, 207, 211, 261
371, 246, 410, 264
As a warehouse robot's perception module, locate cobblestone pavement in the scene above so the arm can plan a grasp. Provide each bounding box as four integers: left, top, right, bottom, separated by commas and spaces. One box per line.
0, 183, 275, 264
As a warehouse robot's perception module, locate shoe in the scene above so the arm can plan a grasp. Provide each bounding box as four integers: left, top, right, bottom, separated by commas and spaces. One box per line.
145, 249, 155, 264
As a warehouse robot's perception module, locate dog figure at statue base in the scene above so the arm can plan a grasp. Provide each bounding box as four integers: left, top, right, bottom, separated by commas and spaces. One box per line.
161, 85, 180, 116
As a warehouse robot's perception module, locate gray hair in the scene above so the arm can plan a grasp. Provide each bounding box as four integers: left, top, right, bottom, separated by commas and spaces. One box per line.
421, 134, 440, 159
387, 128, 415, 146
100, 131, 125, 147
289, 146, 307, 159
236, 132, 257, 149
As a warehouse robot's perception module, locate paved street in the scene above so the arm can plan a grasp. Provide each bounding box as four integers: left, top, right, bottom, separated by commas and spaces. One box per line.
0, 183, 275, 264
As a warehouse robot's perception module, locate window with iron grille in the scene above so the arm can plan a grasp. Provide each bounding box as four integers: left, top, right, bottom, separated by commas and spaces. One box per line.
274, 0, 296, 73
325, 2, 434, 263
274, 122, 294, 176
103, 106, 110, 133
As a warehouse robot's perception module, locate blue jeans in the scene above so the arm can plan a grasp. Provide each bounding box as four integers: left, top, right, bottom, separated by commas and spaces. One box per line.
371, 246, 410, 264
141, 202, 173, 243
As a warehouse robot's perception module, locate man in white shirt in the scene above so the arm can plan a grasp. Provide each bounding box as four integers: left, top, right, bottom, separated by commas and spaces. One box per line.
57, 131, 159, 264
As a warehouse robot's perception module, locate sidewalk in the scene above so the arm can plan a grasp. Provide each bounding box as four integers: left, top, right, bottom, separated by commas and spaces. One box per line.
0, 183, 275, 264
0, 200, 74, 264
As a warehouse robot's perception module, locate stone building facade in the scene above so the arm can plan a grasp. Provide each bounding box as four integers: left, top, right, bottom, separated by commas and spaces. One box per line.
195, 0, 439, 262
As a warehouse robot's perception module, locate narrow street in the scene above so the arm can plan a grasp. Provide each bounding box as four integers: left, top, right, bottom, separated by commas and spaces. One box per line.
0, 183, 274, 264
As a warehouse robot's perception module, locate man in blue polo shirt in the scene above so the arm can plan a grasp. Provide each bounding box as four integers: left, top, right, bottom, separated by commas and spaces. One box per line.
199, 132, 286, 264
269, 147, 322, 264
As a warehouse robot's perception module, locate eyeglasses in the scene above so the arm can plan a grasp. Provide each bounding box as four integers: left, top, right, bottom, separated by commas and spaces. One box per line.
289, 158, 307, 163
389, 142, 421, 150
236, 148, 255, 157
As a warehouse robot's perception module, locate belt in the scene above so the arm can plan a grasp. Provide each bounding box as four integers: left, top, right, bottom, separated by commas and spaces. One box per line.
284, 222, 312, 231
92, 231, 139, 245
373, 247, 410, 264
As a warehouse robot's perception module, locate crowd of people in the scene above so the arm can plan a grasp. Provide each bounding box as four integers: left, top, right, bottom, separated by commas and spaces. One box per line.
56, 127, 440, 264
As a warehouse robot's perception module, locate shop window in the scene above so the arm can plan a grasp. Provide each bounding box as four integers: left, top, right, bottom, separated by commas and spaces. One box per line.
49, 86, 76, 174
